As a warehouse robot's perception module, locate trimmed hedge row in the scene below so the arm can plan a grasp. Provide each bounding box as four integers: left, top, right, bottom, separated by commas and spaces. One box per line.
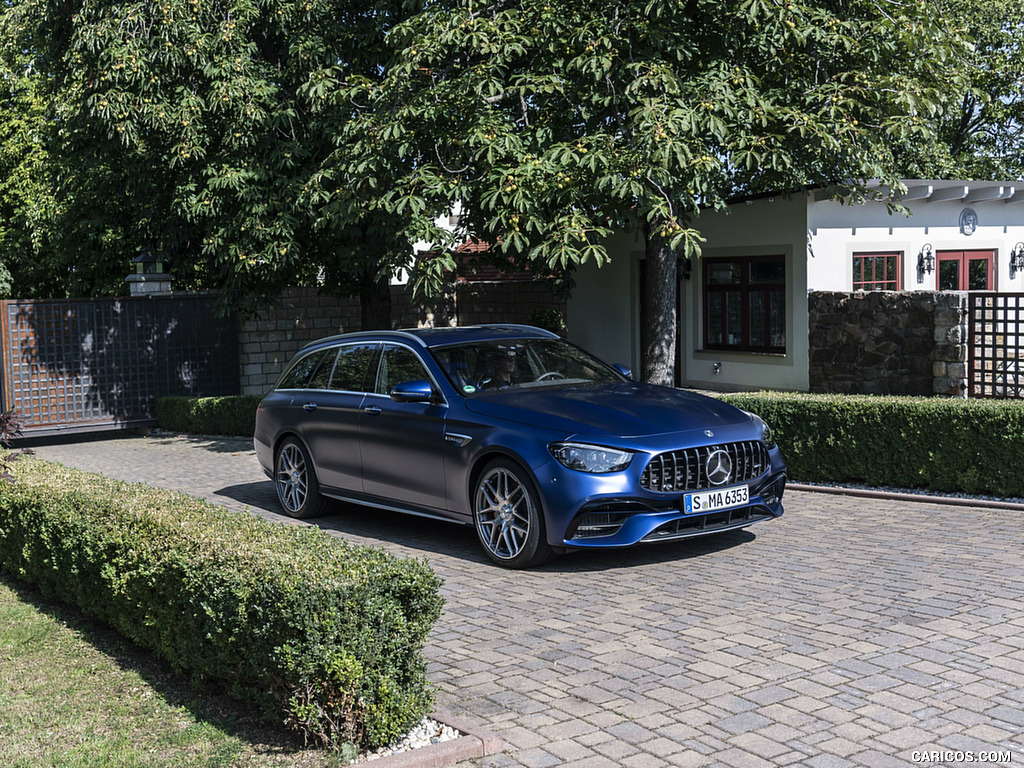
720, 392, 1024, 498
0, 458, 444, 750
155, 395, 262, 437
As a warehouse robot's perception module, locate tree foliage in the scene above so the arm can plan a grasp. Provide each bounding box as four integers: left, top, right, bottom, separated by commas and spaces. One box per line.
2, 0, 427, 324
333, 0, 969, 381
916, 0, 1024, 179
0, 0, 987, 370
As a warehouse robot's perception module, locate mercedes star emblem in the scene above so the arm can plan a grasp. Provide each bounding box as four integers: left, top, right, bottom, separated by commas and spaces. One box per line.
705, 449, 733, 486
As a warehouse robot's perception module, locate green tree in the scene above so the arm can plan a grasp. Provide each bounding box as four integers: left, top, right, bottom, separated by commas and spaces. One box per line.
1, 3, 177, 300
5, 0, 425, 325
919, 0, 1024, 179
0, 58, 47, 297
339, 0, 969, 384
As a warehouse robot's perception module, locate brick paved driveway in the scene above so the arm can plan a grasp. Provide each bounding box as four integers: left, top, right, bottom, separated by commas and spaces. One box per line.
33, 434, 1024, 767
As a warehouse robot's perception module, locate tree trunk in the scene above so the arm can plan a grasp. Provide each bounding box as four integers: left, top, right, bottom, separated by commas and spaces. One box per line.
640, 223, 677, 387
359, 271, 392, 330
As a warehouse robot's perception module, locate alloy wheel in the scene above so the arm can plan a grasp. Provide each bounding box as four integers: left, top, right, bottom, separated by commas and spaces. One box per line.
276, 442, 308, 514
475, 466, 534, 561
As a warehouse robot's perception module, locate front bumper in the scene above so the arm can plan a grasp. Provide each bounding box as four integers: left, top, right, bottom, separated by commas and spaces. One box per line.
547, 466, 787, 550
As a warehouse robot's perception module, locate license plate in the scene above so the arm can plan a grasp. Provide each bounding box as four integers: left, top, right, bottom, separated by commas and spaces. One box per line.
684, 484, 749, 514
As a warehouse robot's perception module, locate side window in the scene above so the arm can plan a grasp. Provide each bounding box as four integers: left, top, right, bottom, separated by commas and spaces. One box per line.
329, 343, 378, 392
307, 349, 339, 390
375, 345, 431, 395
277, 350, 329, 390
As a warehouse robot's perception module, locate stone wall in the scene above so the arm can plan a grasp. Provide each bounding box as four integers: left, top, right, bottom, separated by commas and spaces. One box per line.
238, 281, 564, 394
931, 294, 970, 397
808, 291, 968, 397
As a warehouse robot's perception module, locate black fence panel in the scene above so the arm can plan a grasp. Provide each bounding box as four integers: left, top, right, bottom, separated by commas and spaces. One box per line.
0, 296, 239, 434
969, 293, 1024, 399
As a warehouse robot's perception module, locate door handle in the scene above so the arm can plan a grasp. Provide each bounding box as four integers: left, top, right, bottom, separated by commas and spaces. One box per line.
364, 405, 382, 415
302, 402, 317, 412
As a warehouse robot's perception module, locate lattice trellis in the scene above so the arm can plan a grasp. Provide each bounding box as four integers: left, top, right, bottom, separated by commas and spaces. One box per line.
969, 293, 1024, 399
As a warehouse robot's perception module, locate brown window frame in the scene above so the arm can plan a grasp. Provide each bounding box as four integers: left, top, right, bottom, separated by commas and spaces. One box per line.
936, 250, 994, 291
702, 255, 786, 353
853, 252, 902, 291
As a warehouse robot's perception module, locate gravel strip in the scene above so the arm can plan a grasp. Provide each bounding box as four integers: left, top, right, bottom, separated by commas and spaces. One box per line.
358, 718, 461, 763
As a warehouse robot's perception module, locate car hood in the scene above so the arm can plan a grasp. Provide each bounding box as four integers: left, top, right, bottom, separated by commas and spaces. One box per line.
462, 382, 751, 438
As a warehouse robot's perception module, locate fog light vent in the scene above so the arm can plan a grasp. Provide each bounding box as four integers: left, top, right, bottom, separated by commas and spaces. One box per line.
759, 476, 785, 506
572, 512, 628, 539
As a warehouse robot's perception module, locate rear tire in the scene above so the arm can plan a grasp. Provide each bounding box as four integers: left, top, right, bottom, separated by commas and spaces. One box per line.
473, 459, 555, 569
275, 437, 329, 519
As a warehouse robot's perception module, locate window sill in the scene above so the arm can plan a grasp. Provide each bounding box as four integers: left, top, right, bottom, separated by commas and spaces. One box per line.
695, 349, 788, 359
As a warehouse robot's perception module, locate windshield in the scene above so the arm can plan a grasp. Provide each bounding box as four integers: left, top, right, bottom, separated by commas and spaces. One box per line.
431, 338, 623, 395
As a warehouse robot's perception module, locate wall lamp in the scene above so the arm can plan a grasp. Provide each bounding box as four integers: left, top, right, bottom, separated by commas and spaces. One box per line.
916, 243, 934, 284
1011, 242, 1024, 279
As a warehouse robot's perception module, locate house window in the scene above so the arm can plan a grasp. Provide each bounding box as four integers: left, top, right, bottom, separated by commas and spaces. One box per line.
853, 252, 901, 290
703, 256, 786, 352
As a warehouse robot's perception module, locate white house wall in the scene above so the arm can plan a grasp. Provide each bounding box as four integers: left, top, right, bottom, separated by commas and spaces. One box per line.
808, 185, 1024, 292
566, 231, 644, 374
684, 195, 810, 392
567, 181, 1024, 395
567, 199, 810, 392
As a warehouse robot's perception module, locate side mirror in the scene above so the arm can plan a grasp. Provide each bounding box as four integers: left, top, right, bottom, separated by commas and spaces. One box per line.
612, 364, 633, 381
390, 379, 436, 403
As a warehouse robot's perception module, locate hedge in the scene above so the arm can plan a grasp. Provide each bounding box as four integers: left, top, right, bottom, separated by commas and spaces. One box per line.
155, 395, 262, 437
720, 392, 1024, 498
0, 458, 444, 751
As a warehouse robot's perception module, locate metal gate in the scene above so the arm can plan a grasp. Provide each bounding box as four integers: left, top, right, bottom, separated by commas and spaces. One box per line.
969, 293, 1024, 399
0, 296, 239, 435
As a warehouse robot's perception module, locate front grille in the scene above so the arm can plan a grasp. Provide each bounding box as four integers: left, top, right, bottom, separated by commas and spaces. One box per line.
640, 441, 770, 493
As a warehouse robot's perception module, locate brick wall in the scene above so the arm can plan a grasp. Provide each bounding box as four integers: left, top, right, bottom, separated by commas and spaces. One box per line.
239, 281, 565, 394
454, 281, 564, 326
238, 288, 360, 395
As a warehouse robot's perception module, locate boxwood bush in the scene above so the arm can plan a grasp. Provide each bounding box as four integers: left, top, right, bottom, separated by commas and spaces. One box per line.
720, 392, 1024, 498
0, 458, 444, 751
155, 395, 262, 436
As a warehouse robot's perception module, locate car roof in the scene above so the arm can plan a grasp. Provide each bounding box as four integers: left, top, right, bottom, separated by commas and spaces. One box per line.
299, 324, 560, 352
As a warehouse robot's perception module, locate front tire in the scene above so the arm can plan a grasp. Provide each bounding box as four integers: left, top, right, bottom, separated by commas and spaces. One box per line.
473, 459, 555, 569
275, 437, 328, 519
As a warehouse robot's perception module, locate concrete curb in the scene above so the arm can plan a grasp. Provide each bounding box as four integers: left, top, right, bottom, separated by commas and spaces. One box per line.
789, 482, 1024, 511
357, 711, 502, 767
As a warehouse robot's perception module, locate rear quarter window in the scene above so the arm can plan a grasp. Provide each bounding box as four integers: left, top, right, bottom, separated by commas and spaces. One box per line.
277, 350, 329, 390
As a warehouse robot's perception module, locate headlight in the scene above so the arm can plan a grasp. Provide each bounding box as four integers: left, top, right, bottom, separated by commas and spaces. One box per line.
549, 442, 633, 473
741, 409, 776, 449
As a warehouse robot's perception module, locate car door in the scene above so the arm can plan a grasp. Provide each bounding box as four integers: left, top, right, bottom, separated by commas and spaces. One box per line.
358, 343, 448, 511
299, 342, 379, 492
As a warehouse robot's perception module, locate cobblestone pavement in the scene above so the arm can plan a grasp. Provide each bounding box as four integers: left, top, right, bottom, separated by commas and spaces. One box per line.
31, 433, 1024, 767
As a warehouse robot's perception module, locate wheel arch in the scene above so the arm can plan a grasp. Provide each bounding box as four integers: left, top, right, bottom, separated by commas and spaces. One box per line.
273, 429, 322, 484
467, 448, 548, 519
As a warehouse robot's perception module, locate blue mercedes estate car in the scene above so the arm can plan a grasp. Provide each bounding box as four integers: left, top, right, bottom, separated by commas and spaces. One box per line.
254, 325, 786, 568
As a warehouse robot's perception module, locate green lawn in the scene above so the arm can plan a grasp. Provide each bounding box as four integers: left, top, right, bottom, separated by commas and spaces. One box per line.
0, 574, 348, 768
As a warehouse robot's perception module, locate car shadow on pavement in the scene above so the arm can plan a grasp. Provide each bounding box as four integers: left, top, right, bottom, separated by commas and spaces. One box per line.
212, 488, 762, 572
144, 434, 255, 454
214, 481, 280, 513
